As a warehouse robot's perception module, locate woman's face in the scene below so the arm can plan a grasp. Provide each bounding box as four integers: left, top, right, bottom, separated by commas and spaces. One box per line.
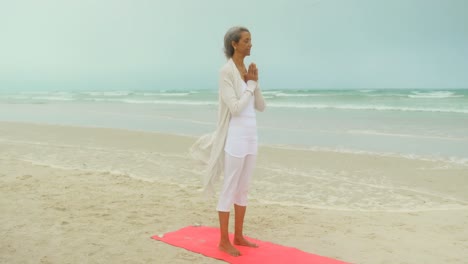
233, 31, 252, 57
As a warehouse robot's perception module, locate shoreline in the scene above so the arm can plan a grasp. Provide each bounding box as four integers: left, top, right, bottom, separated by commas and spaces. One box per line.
2, 96, 468, 160
2, 120, 467, 167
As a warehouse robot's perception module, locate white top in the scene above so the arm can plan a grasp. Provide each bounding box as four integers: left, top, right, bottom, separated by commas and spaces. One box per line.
224, 81, 258, 157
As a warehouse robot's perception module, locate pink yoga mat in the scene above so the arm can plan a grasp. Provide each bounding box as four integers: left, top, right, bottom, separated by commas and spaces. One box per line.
152, 226, 348, 264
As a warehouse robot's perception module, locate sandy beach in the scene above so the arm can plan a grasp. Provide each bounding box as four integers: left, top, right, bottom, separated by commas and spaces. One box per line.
1, 121, 467, 263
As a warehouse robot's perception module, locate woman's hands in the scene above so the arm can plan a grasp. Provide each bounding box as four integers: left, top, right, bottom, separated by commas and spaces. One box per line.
244, 63, 258, 82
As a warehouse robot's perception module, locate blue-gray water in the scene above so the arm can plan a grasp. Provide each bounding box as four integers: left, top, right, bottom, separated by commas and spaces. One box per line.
1, 89, 467, 164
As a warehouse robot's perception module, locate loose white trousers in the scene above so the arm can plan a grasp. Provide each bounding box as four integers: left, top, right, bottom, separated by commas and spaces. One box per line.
216, 152, 257, 212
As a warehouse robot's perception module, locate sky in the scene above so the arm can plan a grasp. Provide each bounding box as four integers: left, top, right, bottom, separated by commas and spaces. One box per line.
1, 0, 467, 91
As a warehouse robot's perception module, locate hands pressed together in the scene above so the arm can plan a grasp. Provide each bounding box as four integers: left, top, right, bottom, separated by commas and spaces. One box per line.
244, 63, 258, 82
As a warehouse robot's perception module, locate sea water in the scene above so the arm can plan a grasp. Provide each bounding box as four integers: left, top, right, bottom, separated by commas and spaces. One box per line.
1, 88, 467, 164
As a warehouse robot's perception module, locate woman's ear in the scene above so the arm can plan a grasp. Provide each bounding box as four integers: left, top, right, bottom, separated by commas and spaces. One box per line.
231, 41, 237, 50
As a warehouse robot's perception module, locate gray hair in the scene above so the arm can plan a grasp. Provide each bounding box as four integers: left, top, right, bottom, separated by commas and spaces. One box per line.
223, 26, 250, 59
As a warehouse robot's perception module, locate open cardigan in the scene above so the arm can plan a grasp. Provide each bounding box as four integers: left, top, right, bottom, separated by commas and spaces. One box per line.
189, 58, 266, 196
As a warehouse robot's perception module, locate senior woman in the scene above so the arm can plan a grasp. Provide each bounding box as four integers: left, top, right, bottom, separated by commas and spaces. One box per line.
190, 26, 266, 256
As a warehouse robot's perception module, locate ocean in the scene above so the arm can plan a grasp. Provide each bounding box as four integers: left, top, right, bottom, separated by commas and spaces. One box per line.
1, 88, 467, 165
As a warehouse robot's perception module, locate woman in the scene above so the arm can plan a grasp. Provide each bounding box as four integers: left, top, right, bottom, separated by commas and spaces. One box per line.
190, 26, 266, 256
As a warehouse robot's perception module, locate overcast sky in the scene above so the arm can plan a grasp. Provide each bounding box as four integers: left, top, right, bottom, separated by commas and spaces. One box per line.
1, 0, 467, 91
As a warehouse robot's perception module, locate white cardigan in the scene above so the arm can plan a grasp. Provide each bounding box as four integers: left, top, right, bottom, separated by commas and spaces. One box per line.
190, 58, 266, 196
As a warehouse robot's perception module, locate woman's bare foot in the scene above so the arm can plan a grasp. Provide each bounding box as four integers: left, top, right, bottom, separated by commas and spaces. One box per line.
218, 240, 241, 256
234, 236, 259, 248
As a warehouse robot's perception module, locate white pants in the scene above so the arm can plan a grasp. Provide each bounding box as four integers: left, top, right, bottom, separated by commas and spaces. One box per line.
216, 153, 257, 212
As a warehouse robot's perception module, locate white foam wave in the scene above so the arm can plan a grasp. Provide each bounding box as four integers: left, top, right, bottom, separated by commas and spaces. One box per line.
273, 91, 342, 97
11, 91, 75, 97
261, 91, 282, 95
90, 98, 217, 106
267, 103, 468, 114
155, 93, 190, 97
18, 91, 55, 95
275, 93, 319, 97
358, 89, 376, 93
364, 93, 409, 97
347, 130, 468, 141
409, 91, 463, 99
83, 91, 132, 96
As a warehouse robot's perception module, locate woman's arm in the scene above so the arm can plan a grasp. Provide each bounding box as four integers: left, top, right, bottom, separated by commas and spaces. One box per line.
219, 68, 255, 116
246, 63, 265, 112
254, 84, 266, 112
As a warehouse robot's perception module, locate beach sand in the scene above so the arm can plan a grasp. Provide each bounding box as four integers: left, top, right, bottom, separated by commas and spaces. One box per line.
1, 121, 467, 263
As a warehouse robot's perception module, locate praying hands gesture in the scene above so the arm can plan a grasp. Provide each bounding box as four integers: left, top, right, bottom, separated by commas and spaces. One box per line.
244, 63, 258, 82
